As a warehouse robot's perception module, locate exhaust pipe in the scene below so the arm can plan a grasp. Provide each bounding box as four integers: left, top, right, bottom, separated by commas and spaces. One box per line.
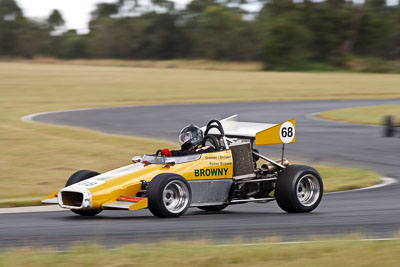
261, 159, 289, 174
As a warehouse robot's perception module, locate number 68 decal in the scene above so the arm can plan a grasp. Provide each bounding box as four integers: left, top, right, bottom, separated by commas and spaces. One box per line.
279, 121, 295, 143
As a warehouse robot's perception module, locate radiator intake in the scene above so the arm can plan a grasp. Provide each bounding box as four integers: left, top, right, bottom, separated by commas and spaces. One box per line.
61, 191, 83, 208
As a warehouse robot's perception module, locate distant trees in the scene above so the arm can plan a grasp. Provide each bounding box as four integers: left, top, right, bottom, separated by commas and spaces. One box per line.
0, 0, 23, 55
0, 0, 400, 70
354, 1, 395, 57
47, 9, 65, 31
258, 2, 313, 65
87, 11, 183, 59
185, 5, 259, 60
0, 0, 22, 20
258, 0, 400, 68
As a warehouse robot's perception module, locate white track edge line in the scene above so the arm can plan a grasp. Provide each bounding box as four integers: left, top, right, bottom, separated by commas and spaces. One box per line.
326, 177, 397, 195
21, 103, 196, 123
305, 111, 379, 127
215, 237, 400, 247
21, 108, 98, 123
0, 205, 65, 214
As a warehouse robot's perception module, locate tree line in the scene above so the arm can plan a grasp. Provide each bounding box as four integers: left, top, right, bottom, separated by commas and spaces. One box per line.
1, 0, 400, 69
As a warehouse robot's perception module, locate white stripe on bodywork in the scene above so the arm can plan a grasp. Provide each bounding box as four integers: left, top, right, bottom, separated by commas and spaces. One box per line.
91, 164, 144, 181
65, 163, 145, 190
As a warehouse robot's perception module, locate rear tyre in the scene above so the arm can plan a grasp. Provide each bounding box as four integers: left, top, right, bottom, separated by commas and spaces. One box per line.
204, 135, 220, 150
197, 205, 227, 212
65, 170, 102, 216
147, 173, 191, 218
275, 165, 323, 213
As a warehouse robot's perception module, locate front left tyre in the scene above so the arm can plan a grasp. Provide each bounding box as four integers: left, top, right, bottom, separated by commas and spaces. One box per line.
197, 205, 227, 212
65, 170, 102, 217
147, 173, 192, 218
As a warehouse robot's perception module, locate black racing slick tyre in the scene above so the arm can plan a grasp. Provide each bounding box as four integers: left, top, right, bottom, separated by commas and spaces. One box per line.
275, 165, 323, 213
203, 135, 221, 151
65, 170, 102, 217
147, 173, 191, 218
197, 205, 227, 212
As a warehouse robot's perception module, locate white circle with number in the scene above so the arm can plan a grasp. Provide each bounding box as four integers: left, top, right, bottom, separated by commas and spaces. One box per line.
279, 121, 295, 144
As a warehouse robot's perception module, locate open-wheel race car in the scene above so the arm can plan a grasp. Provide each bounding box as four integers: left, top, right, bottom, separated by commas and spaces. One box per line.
42, 115, 323, 217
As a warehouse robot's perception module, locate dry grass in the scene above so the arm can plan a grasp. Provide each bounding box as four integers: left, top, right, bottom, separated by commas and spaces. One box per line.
1, 237, 400, 266
318, 104, 400, 125
0, 123, 178, 207
3, 57, 264, 71
0, 62, 391, 206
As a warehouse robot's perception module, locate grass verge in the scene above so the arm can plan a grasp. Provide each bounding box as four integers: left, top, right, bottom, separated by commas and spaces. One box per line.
0, 62, 391, 206
318, 105, 400, 125
3, 57, 264, 71
1, 237, 400, 266
316, 164, 380, 192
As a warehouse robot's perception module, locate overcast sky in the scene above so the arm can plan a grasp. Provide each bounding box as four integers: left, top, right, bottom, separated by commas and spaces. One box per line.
15, 0, 399, 34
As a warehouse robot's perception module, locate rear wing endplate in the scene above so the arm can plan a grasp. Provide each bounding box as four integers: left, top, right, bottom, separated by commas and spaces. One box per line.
202, 115, 295, 146
255, 118, 295, 146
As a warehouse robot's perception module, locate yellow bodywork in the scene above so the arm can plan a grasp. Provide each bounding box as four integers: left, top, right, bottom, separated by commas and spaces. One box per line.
128, 198, 148, 211
44, 150, 233, 210
94, 150, 233, 209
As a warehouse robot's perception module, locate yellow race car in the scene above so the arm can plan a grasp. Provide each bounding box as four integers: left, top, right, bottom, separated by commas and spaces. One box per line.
42, 115, 323, 218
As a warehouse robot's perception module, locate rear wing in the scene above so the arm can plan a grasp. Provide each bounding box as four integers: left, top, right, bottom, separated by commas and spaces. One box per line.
201, 115, 295, 146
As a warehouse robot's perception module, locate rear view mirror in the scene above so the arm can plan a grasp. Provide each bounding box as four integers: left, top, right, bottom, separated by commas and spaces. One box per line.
132, 156, 142, 163
163, 159, 175, 168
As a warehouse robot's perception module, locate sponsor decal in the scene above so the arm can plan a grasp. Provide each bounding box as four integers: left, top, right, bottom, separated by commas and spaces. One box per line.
194, 168, 228, 177
75, 180, 104, 188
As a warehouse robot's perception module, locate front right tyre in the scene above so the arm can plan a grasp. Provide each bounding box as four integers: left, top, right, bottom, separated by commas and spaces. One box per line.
147, 173, 192, 218
275, 165, 323, 213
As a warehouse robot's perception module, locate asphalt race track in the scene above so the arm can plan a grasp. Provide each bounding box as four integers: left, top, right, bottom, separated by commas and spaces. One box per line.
2, 99, 400, 248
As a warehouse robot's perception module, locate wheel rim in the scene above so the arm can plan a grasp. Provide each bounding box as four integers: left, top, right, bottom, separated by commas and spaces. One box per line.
163, 180, 190, 214
296, 174, 320, 207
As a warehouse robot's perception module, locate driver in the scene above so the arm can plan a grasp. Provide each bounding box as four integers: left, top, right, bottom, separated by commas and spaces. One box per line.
160, 125, 216, 157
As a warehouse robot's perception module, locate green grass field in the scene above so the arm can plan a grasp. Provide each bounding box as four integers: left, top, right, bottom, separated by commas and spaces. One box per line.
1, 237, 400, 266
1, 61, 396, 206
318, 105, 400, 125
